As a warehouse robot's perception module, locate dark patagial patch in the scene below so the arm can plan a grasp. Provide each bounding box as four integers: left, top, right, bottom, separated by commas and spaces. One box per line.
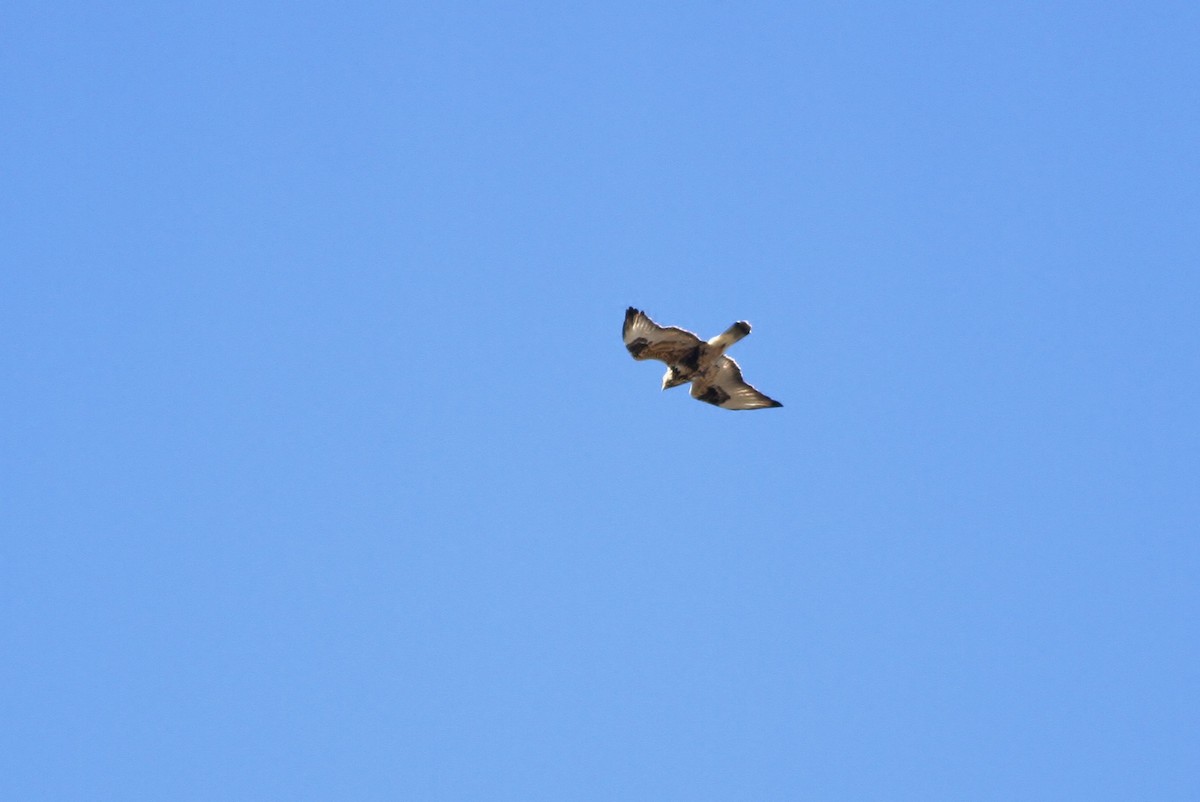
679, 346, 702, 371
696, 385, 731, 406
626, 338, 649, 358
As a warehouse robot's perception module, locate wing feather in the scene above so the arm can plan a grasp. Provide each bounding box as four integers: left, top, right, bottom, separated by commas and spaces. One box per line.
691, 356, 782, 410
623, 307, 703, 365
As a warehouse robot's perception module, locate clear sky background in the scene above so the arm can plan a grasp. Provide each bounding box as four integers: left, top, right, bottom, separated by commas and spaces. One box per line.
3, 2, 1198, 799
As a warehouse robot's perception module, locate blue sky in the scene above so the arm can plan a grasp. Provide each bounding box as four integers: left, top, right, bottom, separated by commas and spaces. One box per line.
3, 2, 1198, 799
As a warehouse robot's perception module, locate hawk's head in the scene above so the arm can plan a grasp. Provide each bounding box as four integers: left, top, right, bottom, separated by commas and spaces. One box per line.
662, 367, 690, 391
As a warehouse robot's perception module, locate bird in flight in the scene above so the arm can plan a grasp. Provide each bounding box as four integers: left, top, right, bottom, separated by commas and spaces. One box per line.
622, 307, 783, 410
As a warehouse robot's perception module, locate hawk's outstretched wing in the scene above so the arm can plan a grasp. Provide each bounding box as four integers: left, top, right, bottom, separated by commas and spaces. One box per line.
623, 307, 703, 365
690, 356, 783, 410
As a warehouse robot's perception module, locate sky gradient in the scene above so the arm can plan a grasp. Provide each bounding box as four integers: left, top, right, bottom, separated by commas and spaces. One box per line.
3, 2, 1198, 799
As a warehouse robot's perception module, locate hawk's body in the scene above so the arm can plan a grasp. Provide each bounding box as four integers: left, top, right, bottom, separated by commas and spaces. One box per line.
622, 307, 783, 410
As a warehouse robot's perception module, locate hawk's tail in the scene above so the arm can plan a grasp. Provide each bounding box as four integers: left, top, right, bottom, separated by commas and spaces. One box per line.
707, 321, 751, 351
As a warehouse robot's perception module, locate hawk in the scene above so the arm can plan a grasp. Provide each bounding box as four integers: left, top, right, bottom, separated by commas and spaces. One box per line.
622, 307, 783, 410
